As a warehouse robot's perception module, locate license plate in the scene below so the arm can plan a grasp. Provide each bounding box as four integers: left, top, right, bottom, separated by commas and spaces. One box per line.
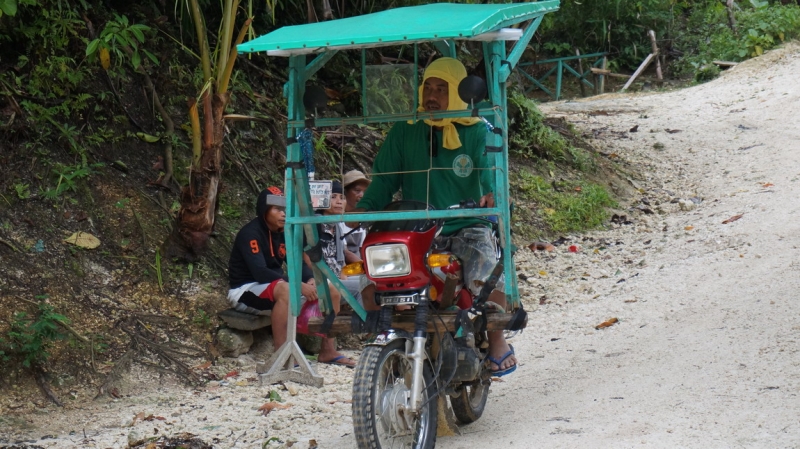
381, 294, 419, 306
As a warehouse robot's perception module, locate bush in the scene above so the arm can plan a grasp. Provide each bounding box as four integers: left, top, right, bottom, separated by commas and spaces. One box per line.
2, 302, 69, 368
537, 0, 678, 70
673, 1, 800, 79
514, 171, 616, 234
508, 90, 594, 172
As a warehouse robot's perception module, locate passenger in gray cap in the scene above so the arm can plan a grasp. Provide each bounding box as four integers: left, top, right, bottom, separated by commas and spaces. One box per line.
340, 170, 371, 262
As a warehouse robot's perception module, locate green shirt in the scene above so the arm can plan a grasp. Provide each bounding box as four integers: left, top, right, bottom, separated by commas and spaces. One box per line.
358, 121, 493, 235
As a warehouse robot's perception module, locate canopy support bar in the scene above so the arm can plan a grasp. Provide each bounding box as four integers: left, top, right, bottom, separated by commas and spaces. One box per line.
304, 50, 339, 82
499, 15, 544, 82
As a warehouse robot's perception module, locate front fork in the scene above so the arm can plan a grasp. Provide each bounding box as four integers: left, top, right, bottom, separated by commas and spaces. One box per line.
408, 297, 430, 415
408, 333, 427, 414
367, 299, 431, 421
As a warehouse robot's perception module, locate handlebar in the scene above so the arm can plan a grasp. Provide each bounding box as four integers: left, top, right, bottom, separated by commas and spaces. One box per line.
448, 199, 498, 224
448, 199, 480, 210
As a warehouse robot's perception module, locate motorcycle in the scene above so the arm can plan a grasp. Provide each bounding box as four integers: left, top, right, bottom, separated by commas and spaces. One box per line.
347, 200, 524, 449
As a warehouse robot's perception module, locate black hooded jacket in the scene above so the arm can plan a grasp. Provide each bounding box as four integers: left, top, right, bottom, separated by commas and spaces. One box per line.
228, 190, 313, 288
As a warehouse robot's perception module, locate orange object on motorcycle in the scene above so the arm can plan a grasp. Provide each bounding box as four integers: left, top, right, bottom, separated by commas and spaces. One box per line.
342, 261, 365, 276
427, 253, 452, 268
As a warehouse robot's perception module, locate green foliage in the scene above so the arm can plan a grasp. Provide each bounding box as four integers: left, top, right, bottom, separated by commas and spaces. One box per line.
362, 64, 415, 115
86, 14, 158, 71
0, 0, 18, 17
515, 170, 616, 234
12, 4, 85, 52
13, 55, 87, 100
312, 132, 340, 175
218, 197, 242, 218
14, 183, 30, 199
538, 0, 679, 69
508, 91, 594, 172
42, 163, 101, 200
268, 389, 283, 402
673, 2, 800, 80
192, 309, 212, 328
2, 302, 70, 368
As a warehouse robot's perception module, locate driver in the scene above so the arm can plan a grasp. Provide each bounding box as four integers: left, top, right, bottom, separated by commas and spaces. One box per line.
355, 57, 517, 377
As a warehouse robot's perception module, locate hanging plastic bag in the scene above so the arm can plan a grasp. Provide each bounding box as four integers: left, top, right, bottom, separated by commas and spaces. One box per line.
296, 300, 325, 337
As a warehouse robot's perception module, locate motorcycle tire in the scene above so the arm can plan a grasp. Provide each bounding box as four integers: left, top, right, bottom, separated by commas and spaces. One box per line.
449, 376, 490, 424
352, 340, 438, 449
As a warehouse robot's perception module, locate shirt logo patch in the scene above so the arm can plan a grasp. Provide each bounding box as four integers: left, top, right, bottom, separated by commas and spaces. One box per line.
452, 154, 473, 178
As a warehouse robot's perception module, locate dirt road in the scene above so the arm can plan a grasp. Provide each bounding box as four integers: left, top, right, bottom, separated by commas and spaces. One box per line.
437, 42, 800, 448
3, 43, 799, 449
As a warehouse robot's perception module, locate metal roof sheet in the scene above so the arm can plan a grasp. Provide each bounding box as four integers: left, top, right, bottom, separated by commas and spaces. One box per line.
238, 2, 559, 56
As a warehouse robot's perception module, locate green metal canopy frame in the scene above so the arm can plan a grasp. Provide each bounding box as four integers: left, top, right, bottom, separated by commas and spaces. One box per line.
238, 1, 559, 386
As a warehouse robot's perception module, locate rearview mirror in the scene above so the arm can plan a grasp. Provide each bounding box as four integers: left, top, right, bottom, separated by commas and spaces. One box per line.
457, 75, 487, 106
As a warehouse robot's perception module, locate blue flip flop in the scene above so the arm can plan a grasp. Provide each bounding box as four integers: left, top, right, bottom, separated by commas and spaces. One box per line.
488, 344, 517, 377
320, 355, 356, 368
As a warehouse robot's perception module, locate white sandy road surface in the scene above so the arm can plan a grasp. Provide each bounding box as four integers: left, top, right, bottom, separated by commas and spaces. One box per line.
2, 42, 800, 449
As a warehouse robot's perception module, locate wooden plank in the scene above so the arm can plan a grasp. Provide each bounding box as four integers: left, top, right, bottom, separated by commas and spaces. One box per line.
648, 30, 663, 81
599, 56, 607, 94
620, 53, 655, 92
590, 67, 630, 79
577, 49, 586, 97
306, 311, 526, 335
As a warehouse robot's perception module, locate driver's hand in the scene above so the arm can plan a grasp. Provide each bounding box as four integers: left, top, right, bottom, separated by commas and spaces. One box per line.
479, 192, 495, 208
301, 280, 318, 301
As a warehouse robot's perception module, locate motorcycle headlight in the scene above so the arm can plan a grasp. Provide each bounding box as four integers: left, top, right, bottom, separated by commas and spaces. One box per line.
365, 244, 411, 277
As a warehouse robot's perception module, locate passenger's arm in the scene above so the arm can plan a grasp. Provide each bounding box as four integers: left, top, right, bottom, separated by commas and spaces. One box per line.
343, 248, 361, 265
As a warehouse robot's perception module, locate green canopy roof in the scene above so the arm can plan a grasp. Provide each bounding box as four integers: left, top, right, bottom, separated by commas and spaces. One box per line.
238, 1, 559, 56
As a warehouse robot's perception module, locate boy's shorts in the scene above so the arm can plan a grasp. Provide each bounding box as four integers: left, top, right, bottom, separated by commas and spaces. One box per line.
227, 280, 284, 315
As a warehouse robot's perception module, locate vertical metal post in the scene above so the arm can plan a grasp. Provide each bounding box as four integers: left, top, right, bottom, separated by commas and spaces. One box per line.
259, 54, 323, 388
361, 49, 368, 119
412, 44, 419, 117
555, 60, 563, 101
485, 41, 520, 308
285, 55, 305, 320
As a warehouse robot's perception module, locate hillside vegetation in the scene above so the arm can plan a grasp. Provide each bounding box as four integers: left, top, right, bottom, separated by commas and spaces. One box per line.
1, 0, 798, 407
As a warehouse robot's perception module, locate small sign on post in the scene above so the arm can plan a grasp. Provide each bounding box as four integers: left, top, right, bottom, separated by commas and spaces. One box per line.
309, 180, 332, 209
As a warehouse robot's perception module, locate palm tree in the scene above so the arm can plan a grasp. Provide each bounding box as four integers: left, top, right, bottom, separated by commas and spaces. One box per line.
166, 0, 251, 260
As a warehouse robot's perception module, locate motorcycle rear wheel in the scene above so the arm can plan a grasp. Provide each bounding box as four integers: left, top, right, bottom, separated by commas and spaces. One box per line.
449, 377, 490, 424
352, 340, 438, 449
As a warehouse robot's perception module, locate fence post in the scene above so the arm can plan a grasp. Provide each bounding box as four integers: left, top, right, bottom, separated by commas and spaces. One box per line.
576, 49, 586, 97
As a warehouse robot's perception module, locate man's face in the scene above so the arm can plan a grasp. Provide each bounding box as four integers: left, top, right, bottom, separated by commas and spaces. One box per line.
324, 193, 345, 215
422, 77, 449, 114
344, 182, 367, 211
265, 206, 286, 231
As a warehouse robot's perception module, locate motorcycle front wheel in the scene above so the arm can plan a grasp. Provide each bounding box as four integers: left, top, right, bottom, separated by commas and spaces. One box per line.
352, 340, 438, 449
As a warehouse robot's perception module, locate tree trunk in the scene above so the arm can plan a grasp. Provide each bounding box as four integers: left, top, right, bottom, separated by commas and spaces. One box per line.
165, 92, 229, 261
